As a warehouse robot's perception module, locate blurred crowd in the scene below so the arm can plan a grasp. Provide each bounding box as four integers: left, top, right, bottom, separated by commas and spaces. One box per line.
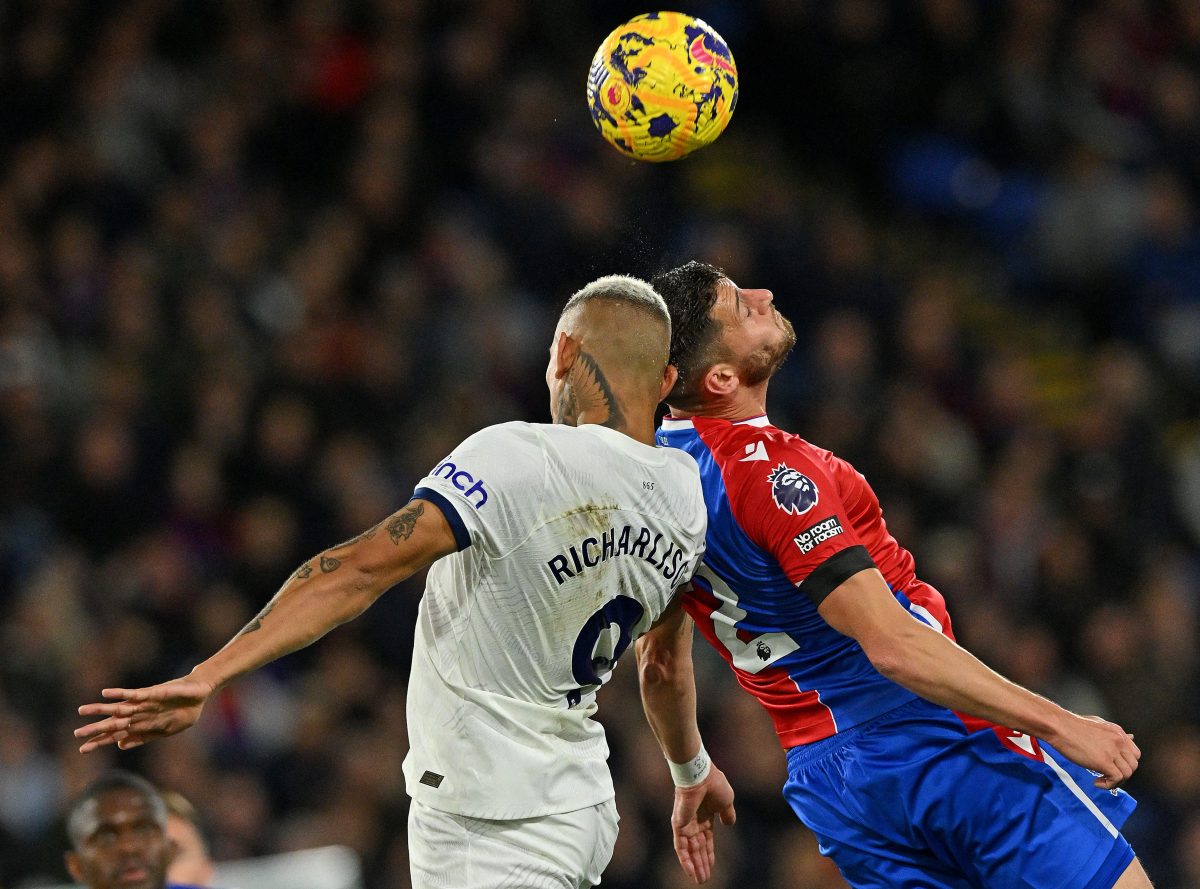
1, 0, 1198, 887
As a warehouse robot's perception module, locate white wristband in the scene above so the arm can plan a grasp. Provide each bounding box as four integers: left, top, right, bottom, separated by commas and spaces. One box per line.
668, 744, 711, 787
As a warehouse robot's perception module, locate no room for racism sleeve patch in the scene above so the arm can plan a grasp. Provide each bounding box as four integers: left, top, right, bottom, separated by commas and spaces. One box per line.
793, 515, 845, 555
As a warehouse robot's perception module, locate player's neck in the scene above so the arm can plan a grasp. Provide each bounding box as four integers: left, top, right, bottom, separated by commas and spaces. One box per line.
669, 382, 769, 422
575, 404, 658, 446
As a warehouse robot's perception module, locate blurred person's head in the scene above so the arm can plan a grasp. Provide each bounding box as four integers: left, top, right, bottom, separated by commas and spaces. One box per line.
1146, 724, 1200, 807
161, 790, 214, 888
64, 771, 173, 889
74, 413, 137, 491
813, 308, 877, 387
1175, 812, 1200, 888
253, 394, 316, 471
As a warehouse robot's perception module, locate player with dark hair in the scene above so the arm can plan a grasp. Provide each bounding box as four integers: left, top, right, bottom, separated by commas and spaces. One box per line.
76, 275, 735, 888
638, 260, 1152, 888
64, 771, 206, 889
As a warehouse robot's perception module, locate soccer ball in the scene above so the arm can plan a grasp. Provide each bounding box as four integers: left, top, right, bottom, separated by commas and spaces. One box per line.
587, 11, 738, 162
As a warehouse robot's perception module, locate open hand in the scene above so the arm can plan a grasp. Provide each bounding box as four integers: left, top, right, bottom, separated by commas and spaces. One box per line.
671, 764, 737, 884
75, 675, 215, 753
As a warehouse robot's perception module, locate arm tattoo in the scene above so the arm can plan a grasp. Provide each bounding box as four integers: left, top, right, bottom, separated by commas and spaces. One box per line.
569, 350, 625, 429
320, 555, 341, 573
387, 502, 424, 544
237, 600, 277, 636
293, 563, 313, 580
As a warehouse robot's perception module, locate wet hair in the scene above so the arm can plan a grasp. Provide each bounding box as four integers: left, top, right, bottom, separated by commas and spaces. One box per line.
67, 771, 167, 848
650, 260, 726, 408
560, 274, 671, 336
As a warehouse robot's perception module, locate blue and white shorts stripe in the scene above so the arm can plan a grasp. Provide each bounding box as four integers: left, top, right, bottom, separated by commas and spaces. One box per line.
783, 697, 1137, 889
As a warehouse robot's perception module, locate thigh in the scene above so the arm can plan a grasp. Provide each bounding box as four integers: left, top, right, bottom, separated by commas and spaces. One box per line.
812, 832, 976, 889
923, 729, 1137, 889
408, 798, 618, 889
783, 699, 1140, 889
783, 720, 976, 888
1112, 857, 1153, 889
580, 797, 619, 888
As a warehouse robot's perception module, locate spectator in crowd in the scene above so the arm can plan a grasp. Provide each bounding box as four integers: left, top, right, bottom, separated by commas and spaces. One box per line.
64, 770, 208, 889
162, 791, 215, 889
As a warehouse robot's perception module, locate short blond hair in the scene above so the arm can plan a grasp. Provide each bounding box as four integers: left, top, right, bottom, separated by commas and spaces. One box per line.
561, 274, 671, 335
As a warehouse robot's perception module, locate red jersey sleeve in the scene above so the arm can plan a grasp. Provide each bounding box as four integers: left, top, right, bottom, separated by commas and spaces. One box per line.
725, 432, 876, 605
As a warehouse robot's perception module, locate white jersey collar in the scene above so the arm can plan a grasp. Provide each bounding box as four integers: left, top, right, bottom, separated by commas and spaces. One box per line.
577, 422, 669, 464
659, 414, 770, 431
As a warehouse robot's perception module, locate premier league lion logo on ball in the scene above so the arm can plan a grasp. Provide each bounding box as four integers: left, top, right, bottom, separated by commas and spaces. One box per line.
767, 464, 819, 515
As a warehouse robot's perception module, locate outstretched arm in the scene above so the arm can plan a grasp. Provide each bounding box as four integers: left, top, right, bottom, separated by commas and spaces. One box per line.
636, 598, 736, 885
76, 499, 457, 752
819, 568, 1141, 790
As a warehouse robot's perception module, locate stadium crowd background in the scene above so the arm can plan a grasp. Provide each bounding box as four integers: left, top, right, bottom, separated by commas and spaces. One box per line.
1, 0, 1199, 886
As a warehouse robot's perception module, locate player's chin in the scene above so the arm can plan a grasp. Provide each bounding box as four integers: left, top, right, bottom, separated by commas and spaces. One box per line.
113, 865, 160, 889
775, 311, 797, 347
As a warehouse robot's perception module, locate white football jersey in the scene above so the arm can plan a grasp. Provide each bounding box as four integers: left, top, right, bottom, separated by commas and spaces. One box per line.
401, 421, 706, 819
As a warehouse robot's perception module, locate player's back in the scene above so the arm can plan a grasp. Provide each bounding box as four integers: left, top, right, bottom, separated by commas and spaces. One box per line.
403, 421, 706, 819
657, 415, 953, 748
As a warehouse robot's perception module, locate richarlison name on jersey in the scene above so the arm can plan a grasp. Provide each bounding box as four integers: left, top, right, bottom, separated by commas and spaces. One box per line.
548, 524, 690, 585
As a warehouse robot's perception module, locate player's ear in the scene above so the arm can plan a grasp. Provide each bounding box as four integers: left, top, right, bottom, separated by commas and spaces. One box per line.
553, 330, 581, 380
65, 851, 83, 884
701, 362, 738, 398
659, 363, 679, 402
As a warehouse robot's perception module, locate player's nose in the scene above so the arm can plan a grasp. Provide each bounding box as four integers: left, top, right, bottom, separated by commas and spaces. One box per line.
743, 288, 774, 313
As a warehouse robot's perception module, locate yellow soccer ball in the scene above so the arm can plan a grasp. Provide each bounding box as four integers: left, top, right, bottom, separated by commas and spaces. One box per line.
587, 11, 738, 162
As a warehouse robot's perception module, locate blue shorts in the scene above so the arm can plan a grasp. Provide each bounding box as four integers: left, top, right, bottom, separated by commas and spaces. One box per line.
782, 697, 1137, 889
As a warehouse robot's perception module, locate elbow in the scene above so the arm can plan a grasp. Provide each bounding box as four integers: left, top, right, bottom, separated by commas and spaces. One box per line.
861, 615, 937, 687
639, 658, 673, 690
866, 645, 904, 682
861, 633, 912, 684
340, 565, 386, 621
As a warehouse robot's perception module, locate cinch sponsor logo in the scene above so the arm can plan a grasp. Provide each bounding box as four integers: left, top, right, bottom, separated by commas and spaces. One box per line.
793, 515, 844, 554
432, 459, 489, 509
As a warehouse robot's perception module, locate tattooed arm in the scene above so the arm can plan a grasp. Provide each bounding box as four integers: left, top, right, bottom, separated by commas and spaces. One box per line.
74, 499, 457, 752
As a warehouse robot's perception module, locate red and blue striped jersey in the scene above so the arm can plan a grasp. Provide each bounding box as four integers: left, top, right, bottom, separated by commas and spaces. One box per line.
657, 415, 955, 748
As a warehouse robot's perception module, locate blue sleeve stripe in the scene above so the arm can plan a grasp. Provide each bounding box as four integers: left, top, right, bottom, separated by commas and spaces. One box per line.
412, 487, 472, 551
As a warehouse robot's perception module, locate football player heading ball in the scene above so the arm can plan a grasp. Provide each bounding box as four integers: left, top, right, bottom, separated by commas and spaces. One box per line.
643, 260, 1152, 889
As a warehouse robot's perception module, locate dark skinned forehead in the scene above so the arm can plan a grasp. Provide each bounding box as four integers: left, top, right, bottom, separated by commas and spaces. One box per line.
81, 789, 162, 837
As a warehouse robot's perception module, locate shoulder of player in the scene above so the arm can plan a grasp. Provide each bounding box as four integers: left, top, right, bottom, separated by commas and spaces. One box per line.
447, 422, 549, 488
693, 418, 832, 473
472, 423, 703, 495
458, 420, 546, 451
